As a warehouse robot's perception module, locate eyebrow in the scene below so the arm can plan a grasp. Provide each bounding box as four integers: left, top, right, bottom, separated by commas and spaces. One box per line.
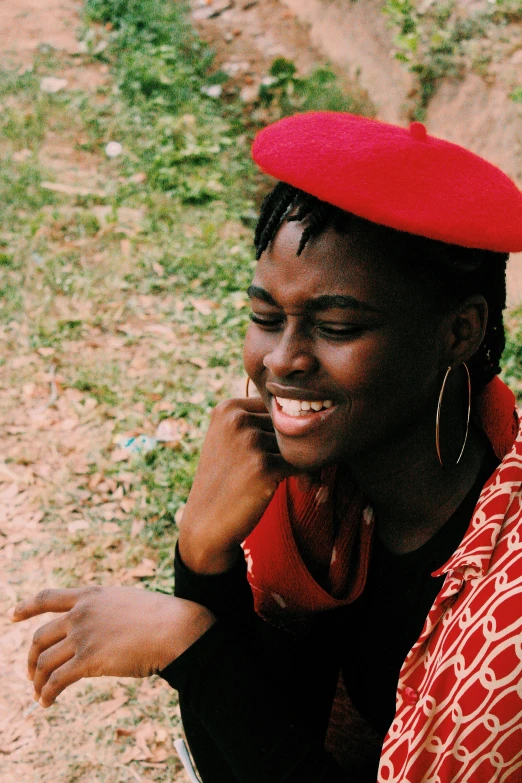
246, 285, 383, 314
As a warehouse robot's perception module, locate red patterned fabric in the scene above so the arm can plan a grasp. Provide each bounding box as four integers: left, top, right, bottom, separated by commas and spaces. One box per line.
251, 112, 522, 253
383, 411, 522, 782
243, 377, 522, 781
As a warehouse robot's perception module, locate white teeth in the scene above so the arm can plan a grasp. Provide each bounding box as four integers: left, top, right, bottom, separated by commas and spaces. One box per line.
275, 397, 334, 417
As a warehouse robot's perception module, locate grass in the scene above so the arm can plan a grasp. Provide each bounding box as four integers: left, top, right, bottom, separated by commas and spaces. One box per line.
258, 57, 373, 118
503, 307, 522, 395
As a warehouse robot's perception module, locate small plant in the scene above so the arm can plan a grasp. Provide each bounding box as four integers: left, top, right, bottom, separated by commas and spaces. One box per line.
258, 58, 372, 118
502, 309, 522, 398
84, 0, 214, 114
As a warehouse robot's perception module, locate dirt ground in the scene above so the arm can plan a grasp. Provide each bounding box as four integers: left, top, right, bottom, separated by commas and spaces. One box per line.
0, 0, 83, 68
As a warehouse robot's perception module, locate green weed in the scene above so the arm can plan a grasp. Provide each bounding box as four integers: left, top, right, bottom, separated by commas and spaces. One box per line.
258, 58, 373, 118
73, 371, 122, 407
502, 308, 522, 396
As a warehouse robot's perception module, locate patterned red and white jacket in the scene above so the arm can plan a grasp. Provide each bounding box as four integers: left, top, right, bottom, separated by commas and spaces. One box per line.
379, 407, 522, 782
244, 378, 522, 782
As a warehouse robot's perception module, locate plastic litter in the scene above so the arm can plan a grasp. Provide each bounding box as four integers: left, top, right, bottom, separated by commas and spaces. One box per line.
115, 434, 157, 455
174, 739, 202, 783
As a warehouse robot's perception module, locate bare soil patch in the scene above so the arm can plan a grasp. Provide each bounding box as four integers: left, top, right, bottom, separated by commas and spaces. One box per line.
0, 0, 82, 68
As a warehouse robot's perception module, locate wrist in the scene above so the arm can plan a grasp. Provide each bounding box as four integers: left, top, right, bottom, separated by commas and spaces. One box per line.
157, 600, 216, 671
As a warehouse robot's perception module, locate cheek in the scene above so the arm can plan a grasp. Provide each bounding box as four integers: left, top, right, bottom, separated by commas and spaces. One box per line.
243, 324, 266, 382
340, 331, 440, 433
330, 332, 436, 409
323, 337, 391, 397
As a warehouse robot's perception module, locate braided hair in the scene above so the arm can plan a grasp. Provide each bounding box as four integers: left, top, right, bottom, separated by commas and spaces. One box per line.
254, 182, 508, 392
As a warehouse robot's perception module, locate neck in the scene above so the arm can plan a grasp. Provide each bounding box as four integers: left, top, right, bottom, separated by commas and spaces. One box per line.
347, 415, 487, 555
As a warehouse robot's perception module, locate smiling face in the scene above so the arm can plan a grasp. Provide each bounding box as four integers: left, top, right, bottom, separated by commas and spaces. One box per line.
243, 217, 453, 471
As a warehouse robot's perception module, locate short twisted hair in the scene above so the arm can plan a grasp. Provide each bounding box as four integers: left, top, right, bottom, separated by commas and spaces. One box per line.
254, 182, 508, 392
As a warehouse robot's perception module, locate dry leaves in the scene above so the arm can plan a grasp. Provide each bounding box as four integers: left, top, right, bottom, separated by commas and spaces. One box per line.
190, 357, 207, 369
99, 693, 129, 719
67, 519, 90, 533
119, 721, 172, 764
40, 77, 68, 93
155, 418, 186, 444
126, 558, 157, 579
41, 181, 106, 197
189, 298, 218, 316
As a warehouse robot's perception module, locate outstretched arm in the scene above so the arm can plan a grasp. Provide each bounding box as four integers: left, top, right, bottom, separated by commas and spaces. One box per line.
8, 396, 293, 707
8, 585, 215, 707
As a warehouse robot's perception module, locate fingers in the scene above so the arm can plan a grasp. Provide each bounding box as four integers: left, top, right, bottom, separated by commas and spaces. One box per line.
39, 655, 82, 708
28, 616, 68, 681
213, 397, 274, 431
33, 638, 75, 700
10, 587, 87, 622
234, 397, 268, 413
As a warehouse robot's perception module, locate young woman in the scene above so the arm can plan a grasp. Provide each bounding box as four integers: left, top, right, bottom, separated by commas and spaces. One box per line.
10, 112, 522, 782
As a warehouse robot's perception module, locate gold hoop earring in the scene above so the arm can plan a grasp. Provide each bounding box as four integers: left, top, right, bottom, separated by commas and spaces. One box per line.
435, 363, 471, 469
245, 377, 251, 398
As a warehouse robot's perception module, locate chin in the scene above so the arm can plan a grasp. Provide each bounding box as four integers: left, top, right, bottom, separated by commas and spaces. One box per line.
277, 435, 338, 473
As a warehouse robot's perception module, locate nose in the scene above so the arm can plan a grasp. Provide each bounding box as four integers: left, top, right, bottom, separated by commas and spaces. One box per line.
263, 323, 319, 379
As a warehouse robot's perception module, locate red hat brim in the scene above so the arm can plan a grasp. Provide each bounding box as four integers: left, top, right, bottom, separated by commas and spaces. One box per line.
251, 112, 522, 253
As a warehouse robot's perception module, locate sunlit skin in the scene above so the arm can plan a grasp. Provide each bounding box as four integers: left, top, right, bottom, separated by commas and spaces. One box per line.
9, 216, 489, 709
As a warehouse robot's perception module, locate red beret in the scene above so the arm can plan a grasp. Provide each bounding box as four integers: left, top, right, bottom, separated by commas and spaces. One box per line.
251, 112, 522, 253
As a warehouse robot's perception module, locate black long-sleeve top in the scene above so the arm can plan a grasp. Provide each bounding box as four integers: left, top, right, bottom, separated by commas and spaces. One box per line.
162, 546, 351, 782
160, 452, 497, 783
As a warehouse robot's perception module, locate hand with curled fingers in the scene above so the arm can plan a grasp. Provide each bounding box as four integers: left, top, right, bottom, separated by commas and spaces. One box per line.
178, 397, 307, 575
8, 586, 215, 708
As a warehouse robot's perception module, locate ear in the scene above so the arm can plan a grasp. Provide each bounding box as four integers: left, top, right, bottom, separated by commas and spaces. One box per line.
446, 295, 488, 366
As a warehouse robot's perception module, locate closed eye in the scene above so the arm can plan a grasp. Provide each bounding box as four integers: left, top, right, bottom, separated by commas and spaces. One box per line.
249, 313, 283, 329
250, 313, 366, 340
316, 324, 366, 338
